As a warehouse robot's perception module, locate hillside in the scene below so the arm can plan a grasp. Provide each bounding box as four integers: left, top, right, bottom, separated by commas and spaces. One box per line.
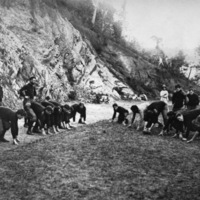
0, 0, 198, 108
0, 0, 133, 108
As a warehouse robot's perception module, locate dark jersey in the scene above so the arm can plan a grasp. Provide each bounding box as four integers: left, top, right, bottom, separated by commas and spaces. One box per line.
0, 107, 18, 136
147, 101, 166, 113
19, 83, 36, 99
187, 93, 199, 107
31, 101, 50, 129
183, 109, 200, 122
112, 106, 128, 120
71, 104, 86, 122
30, 101, 45, 116
172, 90, 186, 110
41, 101, 55, 109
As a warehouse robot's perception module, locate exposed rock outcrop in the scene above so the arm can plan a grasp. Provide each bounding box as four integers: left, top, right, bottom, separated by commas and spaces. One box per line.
0, 0, 133, 108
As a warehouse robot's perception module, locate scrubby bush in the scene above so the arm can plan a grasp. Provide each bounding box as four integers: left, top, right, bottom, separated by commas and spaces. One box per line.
68, 90, 77, 100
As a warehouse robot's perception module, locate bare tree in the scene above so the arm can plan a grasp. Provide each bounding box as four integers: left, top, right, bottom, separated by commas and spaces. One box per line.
92, 0, 100, 25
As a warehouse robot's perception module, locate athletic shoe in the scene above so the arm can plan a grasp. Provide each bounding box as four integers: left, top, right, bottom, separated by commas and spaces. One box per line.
46, 131, 53, 135
66, 124, 71, 130
172, 134, 177, 138
16, 138, 20, 143
13, 139, 19, 145
41, 130, 46, 136
0, 138, 9, 142
56, 128, 61, 132
51, 128, 57, 134
182, 137, 187, 141
27, 130, 34, 135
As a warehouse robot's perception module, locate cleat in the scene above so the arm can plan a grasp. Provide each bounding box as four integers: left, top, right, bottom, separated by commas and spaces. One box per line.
172, 134, 177, 138
13, 139, 19, 145
16, 138, 20, 143
41, 130, 46, 136
182, 137, 187, 141
27, 130, 34, 135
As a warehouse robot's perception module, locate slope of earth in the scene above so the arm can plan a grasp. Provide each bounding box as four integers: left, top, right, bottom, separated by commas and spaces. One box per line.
0, 120, 200, 199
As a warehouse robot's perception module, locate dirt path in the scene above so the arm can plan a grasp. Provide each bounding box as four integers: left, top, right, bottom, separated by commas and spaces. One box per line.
0, 101, 139, 152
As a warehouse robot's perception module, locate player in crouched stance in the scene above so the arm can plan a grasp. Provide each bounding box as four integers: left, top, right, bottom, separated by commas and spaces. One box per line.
128, 102, 150, 130
187, 115, 200, 143
159, 111, 187, 140
143, 101, 168, 134
0, 107, 26, 145
111, 103, 129, 125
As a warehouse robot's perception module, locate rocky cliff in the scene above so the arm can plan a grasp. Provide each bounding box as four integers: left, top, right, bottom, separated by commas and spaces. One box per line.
0, 0, 198, 109
0, 0, 134, 108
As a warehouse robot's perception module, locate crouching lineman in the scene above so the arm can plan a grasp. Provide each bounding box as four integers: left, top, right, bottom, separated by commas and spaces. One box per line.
159, 108, 200, 141
0, 107, 26, 145
26, 101, 53, 135
180, 108, 200, 141
143, 101, 168, 133
62, 104, 74, 129
159, 111, 186, 140
129, 102, 150, 130
187, 115, 200, 143
71, 103, 87, 124
111, 103, 129, 125
41, 99, 58, 134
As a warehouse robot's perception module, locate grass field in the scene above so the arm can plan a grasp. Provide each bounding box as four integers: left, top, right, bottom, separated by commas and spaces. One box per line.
0, 120, 200, 200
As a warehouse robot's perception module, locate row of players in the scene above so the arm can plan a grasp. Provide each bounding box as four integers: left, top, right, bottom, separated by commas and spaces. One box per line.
112, 101, 200, 143
1, 99, 199, 145
0, 99, 86, 145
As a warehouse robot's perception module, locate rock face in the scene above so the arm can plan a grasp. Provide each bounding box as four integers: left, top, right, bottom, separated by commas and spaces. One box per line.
0, 0, 133, 108
99, 40, 161, 97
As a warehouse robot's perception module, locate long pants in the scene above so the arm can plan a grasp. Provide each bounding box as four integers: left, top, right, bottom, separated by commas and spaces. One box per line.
185, 121, 200, 139
45, 113, 54, 128
0, 119, 17, 139
118, 113, 126, 124
54, 110, 62, 127
23, 99, 37, 125
161, 105, 168, 125
23, 99, 37, 131
144, 105, 168, 128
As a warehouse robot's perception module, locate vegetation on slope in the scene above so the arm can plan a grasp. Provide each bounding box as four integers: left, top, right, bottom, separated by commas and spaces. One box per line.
56, 0, 200, 98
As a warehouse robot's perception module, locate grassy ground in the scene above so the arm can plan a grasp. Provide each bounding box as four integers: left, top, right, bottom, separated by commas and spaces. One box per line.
0, 119, 200, 200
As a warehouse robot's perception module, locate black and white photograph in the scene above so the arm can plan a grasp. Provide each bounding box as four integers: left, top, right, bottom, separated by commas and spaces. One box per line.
0, 0, 200, 199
